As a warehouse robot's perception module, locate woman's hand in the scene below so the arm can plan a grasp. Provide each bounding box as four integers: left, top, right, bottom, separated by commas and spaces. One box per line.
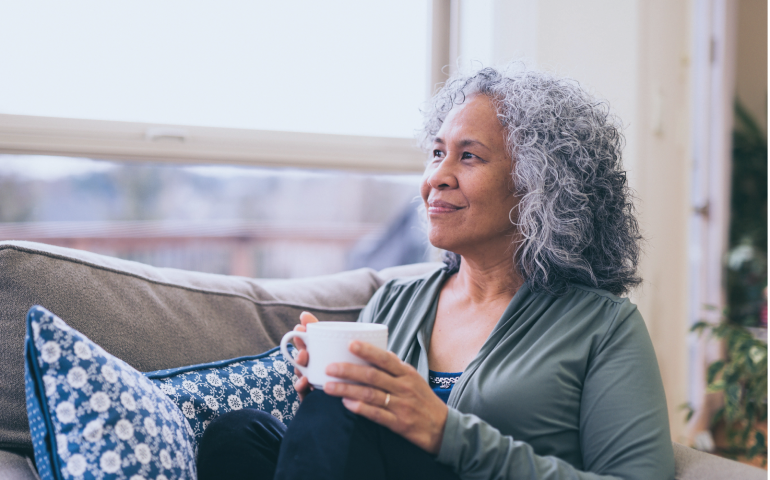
292, 311, 319, 401
323, 341, 449, 455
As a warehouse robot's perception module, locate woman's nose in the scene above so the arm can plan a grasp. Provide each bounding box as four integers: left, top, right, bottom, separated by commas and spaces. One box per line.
427, 157, 458, 190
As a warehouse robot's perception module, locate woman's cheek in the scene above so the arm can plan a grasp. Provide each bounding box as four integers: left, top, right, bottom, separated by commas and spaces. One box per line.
419, 176, 432, 203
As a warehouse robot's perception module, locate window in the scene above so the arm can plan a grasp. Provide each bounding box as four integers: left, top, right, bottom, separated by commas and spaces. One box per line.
0, 1, 431, 172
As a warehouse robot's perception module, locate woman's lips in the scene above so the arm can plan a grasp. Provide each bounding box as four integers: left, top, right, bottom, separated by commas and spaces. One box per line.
428, 200, 463, 214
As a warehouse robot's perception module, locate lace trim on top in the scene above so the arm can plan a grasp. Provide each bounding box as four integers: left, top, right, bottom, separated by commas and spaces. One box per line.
429, 372, 462, 390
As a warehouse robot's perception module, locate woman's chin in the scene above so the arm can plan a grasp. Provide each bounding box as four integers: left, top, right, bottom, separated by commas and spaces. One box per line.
427, 234, 460, 255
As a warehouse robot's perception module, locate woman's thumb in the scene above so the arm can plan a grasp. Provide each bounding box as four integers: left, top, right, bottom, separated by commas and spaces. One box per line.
299, 311, 320, 326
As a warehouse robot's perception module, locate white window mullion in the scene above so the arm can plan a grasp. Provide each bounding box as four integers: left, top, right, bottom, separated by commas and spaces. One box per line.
0, 114, 426, 173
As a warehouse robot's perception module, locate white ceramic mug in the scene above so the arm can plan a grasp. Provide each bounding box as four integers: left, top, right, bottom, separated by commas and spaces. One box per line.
280, 322, 388, 389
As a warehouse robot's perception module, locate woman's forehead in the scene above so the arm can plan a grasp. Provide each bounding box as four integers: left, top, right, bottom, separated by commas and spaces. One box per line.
435, 95, 505, 146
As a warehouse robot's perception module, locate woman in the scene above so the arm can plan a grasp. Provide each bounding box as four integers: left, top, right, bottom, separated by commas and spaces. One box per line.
197, 65, 676, 480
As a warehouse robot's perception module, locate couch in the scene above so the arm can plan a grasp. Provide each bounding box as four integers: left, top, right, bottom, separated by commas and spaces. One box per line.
0, 240, 765, 479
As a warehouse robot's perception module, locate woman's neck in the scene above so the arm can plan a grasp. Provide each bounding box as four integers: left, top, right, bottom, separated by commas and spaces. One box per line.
452, 255, 523, 305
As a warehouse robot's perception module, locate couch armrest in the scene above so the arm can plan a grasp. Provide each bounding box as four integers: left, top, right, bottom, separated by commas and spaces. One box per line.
673, 443, 766, 480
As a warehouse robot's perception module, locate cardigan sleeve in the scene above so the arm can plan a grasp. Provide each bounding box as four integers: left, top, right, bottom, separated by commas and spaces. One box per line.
435, 308, 675, 480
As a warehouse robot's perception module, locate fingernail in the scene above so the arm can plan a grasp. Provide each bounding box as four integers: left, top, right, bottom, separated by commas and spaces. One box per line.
326, 364, 338, 375
325, 383, 336, 393
350, 341, 360, 353
342, 398, 355, 409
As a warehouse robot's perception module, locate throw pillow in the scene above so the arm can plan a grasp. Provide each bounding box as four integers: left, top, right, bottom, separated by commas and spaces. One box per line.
144, 346, 299, 445
24, 306, 197, 480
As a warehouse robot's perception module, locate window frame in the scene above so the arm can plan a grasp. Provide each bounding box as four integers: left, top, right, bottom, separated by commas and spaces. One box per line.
0, 113, 425, 173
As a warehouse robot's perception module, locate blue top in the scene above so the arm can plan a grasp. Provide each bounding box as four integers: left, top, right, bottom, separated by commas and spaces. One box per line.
428, 370, 462, 403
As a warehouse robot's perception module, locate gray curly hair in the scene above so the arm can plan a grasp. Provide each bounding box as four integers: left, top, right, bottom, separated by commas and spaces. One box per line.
420, 64, 642, 296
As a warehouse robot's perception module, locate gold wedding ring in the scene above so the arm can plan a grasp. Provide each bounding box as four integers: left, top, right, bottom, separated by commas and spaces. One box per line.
384, 393, 391, 408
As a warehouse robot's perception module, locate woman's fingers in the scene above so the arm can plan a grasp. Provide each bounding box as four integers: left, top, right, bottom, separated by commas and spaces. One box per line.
292, 343, 307, 380
299, 311, 319, 326
323, 381, 390, 406
325, 342, 414, 391
294, 375, 312, 401
328, 342, 449, 455
291, 328, 307, 350
341, 398, 398, 430
295, 375, 309, 391
325, 362, 400, 392
290, 312, 317, 392
349, 341, 409, 377
295, 349, 308, 367
292, 311, 318, 349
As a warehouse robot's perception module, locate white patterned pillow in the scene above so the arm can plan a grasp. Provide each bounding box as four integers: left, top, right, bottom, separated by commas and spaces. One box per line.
144, 345, 299, 445
24, 306, 197, 480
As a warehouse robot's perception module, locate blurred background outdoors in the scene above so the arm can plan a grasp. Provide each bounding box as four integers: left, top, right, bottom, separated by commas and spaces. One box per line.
0, 0, 767, 463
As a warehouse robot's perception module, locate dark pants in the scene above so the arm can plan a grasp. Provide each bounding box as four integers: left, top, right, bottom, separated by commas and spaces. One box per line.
197, 390, 460, 480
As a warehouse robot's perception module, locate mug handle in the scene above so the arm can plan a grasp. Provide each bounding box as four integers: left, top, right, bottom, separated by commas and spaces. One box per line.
280, 330, 308, 377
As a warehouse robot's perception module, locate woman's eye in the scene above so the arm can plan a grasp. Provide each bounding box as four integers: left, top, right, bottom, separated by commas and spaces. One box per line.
461, 152, 475, 160
432, 150, 444, 159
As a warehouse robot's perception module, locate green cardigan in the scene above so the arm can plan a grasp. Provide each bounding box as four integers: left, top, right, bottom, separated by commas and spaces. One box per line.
357, 267, 675, 480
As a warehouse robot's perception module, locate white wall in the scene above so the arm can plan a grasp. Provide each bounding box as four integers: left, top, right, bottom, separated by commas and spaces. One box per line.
632, 0, 693, 444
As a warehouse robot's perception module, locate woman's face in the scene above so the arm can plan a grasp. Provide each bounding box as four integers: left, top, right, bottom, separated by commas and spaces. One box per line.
420, 94, 519, 260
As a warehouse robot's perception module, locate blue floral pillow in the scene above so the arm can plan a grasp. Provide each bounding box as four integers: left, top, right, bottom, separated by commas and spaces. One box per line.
144, 345, 299, 445
24, 306, 197, 480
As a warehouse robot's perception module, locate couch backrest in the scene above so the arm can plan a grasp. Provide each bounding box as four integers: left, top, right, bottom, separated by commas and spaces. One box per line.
0, 240, 439, 452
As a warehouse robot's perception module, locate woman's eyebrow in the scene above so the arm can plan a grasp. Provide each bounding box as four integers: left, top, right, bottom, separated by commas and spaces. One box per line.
459, 139, 490, 150
434, 137, 491, 151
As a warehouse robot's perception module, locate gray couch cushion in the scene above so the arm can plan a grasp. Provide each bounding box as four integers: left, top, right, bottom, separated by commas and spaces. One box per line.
0, 450, 39, 480
673, 442, 766, 479
1, 241, 431, 451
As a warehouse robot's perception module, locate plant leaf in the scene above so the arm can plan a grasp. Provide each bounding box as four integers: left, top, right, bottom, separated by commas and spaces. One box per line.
749, 345, 766, 365
707, 360, 725, 384
707, 380, 725, 393
748, 431, 766, 460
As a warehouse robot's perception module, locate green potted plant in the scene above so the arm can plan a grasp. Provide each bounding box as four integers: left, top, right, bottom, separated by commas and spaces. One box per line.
689, 318, 767, 464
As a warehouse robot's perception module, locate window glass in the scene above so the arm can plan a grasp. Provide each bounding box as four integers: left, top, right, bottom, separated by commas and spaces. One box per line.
0, 1, 428, 138
0, 154, 429, 277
